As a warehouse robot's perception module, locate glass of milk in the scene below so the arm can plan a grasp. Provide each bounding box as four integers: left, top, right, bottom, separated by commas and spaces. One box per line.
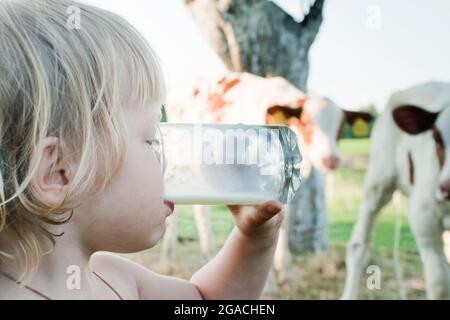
161, 123, 302, 205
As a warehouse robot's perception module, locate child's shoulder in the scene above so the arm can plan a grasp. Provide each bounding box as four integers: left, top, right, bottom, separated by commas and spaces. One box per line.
90, 252, 202, 300
90, 251, 136, 272
90, 251, 144, 299
90, 251, 157, 280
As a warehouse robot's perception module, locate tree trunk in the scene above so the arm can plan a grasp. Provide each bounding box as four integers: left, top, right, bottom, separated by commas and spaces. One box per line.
184, 0, 326, 254
184, 0, 325, 90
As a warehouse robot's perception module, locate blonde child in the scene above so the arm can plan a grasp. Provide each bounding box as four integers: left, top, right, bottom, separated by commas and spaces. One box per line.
0, 0, 284, 299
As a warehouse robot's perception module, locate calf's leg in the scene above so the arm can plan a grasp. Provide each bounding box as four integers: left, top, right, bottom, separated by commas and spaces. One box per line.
272, 206, 293, 288
408, 197, 450, 299
341, 176, 396, 299
442, 230, 450, 264
193, 205, 215, 259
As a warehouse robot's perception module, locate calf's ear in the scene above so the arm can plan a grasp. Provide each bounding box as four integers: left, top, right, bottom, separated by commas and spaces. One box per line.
392, 105, 439, 135
266, 106, 302, 125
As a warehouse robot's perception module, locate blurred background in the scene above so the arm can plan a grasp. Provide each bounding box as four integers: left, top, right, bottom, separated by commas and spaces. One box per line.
86, 0, 450, 110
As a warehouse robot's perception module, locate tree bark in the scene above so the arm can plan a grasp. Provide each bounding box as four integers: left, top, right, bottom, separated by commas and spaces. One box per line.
184, 0, 325, 90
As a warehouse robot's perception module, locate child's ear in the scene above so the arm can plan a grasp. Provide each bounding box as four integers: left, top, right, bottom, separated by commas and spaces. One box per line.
30, 137, 71, 209
266, 106, 302, 125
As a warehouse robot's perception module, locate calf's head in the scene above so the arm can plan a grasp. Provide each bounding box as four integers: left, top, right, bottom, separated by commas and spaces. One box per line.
265, 95, 372, 173
393, 105, 450, 201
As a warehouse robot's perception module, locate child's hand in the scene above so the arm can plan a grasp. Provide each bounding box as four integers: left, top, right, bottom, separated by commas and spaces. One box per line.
227, 201, 284, 244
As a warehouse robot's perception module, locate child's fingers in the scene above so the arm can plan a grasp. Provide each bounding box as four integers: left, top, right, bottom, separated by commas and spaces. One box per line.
227, 201, 283, 224
255, 201, 283, 223
227, 204, 244, 215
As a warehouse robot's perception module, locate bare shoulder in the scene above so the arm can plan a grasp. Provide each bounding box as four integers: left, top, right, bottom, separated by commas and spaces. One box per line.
90, 252, 203, 300
89, 251, 140, 300
90, 251, 136, 273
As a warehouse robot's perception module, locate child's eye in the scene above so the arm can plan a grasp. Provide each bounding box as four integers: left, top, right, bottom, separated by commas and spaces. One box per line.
146, 138, 165, 171
146, 139, 160, 147
146, 126, 166, 172
146, 139, 161, 154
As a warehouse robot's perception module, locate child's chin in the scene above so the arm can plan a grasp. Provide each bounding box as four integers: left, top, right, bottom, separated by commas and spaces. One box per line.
116, 239, 160, 254
111, 226, 166, 253
141, 224, 167, 249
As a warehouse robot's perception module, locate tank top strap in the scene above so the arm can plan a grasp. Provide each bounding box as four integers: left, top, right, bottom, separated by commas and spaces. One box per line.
92, 271, 124, 300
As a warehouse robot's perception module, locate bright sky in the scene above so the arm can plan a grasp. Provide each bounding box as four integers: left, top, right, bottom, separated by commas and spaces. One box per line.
84, 0, 450, 110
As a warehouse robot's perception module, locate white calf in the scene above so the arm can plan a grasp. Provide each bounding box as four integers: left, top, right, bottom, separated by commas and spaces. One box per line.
342, 81, 450, 300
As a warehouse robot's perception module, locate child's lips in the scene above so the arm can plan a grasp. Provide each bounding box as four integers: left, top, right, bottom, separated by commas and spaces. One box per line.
164, 200, 175, 215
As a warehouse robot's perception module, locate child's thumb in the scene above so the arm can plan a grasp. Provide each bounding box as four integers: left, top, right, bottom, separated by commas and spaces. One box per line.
256, 201, 283, 223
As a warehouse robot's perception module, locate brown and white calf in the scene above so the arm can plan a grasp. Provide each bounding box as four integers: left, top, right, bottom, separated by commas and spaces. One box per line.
342, 81, 450, 300
163, 72, 370, 285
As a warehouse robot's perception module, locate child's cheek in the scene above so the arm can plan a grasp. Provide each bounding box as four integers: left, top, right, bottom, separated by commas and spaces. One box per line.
137, 142, 164, 206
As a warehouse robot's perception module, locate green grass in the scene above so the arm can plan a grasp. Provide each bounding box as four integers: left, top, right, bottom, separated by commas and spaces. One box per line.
338, 138, 372, 157
175, 138, 417, 251
177, 205, 234, 243
330, 139, 416, 250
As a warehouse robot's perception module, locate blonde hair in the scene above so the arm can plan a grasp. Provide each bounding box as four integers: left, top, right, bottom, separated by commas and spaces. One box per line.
0, 0, 166, 280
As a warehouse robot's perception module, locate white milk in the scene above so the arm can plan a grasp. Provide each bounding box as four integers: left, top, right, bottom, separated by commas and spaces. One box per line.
165, 193, 278, 205
161, 123, 302, 205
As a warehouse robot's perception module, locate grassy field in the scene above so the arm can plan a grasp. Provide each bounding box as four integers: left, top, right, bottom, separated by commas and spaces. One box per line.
127, 138, 426, 299
329, 139, 417, 250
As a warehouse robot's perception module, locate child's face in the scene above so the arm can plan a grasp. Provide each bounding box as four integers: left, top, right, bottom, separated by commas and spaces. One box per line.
74, 105, 171, 253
